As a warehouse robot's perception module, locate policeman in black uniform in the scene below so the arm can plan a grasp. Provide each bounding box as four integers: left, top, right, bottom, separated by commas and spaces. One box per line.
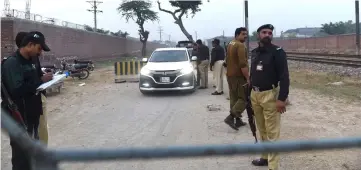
249, 24, 290, 170
2, 31, 51, 170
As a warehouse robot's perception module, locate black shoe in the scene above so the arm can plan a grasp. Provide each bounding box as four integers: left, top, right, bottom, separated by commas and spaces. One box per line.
224, 115, 239, 130
235, 117, 247, 128
251, 158, 268, 166
211, 91, 223, 95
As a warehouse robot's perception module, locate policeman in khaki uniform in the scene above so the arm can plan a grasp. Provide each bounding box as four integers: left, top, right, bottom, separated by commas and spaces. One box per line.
250, 24, 290, 170
224, 27, 249, 130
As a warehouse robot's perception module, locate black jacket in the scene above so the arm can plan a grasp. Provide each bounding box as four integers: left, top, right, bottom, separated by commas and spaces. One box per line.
197, 44, 210, 61
1, 51, 44, 122
250, 44, 290, 101
210, 45, 225, 67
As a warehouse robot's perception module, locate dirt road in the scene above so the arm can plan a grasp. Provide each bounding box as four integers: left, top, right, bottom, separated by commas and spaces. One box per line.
1, 66, 361, 170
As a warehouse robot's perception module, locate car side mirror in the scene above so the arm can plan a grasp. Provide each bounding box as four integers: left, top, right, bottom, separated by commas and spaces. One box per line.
191, 56, 197, 61
141, 58, 148, 63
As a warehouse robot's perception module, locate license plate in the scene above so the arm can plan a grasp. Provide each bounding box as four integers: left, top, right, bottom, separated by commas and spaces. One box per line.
160, 77, 170, 83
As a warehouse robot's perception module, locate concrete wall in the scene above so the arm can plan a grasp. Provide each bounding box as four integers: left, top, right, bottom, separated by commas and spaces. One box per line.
249, 34, 360, 54
1, 17, 166, 64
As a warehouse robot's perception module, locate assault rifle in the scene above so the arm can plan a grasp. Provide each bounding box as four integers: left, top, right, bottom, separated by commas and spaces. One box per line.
244, 84, 258, 143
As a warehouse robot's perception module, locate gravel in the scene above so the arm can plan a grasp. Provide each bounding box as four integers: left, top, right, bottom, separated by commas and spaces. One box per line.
288, 60, 361, 78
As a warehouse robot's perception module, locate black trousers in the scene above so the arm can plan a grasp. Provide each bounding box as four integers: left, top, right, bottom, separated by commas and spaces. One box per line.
10, 115, 40, 170
10, 137, 32, 170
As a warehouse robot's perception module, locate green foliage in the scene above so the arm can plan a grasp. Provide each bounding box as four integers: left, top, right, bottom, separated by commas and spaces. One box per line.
117, 0, 158, 26
169, 0, 202, 18
287, 32, 297, 38
117, 0, 159, 56
84, 25, 129, 38
321, 20, 358, 35
249, 31, 258, 41
110, 30, 129, 38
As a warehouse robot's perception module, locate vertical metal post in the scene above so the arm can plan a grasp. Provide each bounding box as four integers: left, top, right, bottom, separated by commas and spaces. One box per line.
356, 0, 360, 55
94, 0, 97, 30
245, 0, 249, 52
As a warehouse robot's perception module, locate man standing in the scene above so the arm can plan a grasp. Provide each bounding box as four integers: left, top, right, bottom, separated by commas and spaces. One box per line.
210, 38, 225, 95
196, 39, 210, 89
15, 32, 51, 145
192, 43, 201, 86
2, 31, 52, 170
250, 24, 290, 170
223, 27, 249, 130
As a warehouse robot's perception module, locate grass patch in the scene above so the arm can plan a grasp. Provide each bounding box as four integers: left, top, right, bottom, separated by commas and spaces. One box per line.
290, 70, 361, 101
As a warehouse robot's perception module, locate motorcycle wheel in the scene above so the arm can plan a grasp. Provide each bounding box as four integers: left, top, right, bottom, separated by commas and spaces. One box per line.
88, 66, 94, 71
78, 69, 90, 80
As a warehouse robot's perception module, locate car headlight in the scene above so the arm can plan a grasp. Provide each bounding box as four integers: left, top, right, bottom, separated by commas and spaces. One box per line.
180, 66, 193, 75
140, 68, 151, 75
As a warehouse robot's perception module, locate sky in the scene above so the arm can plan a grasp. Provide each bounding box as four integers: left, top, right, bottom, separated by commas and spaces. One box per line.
1, 0, 355, 41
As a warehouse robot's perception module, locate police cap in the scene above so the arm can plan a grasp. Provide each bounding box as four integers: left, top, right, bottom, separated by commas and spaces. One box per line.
257, 24, 274, 33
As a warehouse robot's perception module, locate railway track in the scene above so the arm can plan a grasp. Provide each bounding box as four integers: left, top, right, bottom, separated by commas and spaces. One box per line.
286, 52, 361, 67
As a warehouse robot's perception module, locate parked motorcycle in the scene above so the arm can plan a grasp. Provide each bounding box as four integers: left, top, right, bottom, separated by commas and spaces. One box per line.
59, 60, 90, 80
74, 59, 94, 71
41, 64, 58, 74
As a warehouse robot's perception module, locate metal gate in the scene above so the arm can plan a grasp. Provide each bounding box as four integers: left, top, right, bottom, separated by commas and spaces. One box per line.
2, 107, 361, 170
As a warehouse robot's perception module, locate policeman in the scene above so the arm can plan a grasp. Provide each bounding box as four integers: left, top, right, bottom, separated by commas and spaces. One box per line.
223, 27, 249, 130
192, 43, 201, 86
210, 38, 225, 95
2, 31, 51, 170
250, 24, 290, 170
15, 32, 52, 145
196, 39, 210, 89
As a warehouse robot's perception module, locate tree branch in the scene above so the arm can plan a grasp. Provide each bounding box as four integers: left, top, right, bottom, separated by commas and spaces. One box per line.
178, 9, 186, 20
157, 1, 178, 20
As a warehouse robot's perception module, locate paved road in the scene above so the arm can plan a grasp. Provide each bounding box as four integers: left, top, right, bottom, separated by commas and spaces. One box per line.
2, 67, 361, 170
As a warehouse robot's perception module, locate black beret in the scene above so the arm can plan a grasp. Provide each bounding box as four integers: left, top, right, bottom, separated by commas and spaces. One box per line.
213, 38, 220, 44
257, 24, 274, 32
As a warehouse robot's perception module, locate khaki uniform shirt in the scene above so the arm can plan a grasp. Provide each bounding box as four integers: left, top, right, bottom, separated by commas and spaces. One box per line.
226, 40, 248, 77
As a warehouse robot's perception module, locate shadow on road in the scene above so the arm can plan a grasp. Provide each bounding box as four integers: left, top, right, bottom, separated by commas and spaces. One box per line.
141, 90, 198, 98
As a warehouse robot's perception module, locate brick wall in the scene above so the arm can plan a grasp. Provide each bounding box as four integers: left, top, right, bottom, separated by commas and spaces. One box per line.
1, 17, 166, 64
249, 34, 360, 54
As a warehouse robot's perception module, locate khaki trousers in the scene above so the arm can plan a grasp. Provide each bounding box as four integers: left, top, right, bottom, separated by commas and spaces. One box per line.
198, 60, 209, 88
250, 87, 281, 170
39, 94, 49, 145
213, 60, 224, 92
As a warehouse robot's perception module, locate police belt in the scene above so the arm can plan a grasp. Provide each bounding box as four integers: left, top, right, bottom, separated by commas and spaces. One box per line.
252, 84, 278, 92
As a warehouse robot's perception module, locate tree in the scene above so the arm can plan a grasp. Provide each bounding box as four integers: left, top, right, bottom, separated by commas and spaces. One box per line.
321, 20, 354, 35
249, 31, 258, 41
110, 30, 130, 38
117, 0, 159, 57
157, 0, 202, 42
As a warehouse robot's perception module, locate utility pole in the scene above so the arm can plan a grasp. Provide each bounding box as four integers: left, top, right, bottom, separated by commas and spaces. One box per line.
195, 31, 198, 40
87, 0, 103, 30
244, 0, 249, 52
168, 34, 171, 41
356, 0, 360, 55
157, 26, 164, 42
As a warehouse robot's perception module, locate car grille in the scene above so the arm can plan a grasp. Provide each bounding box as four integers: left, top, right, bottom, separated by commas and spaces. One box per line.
151, 70, 180, 83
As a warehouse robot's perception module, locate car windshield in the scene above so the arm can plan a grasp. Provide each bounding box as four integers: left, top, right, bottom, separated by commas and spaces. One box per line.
149, 50, 188, 62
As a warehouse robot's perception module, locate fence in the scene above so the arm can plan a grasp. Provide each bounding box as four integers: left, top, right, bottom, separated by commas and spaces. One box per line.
2, 9, 86, 30
2, 107, 361, 170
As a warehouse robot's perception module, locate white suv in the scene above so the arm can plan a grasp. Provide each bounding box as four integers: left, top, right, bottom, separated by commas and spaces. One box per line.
139, 48, 197, 94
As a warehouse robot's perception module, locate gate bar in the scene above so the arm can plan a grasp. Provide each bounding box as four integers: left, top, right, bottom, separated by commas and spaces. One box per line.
52, 137, 361, 162
2, 107, 361, 164
1, 109, 47, 156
